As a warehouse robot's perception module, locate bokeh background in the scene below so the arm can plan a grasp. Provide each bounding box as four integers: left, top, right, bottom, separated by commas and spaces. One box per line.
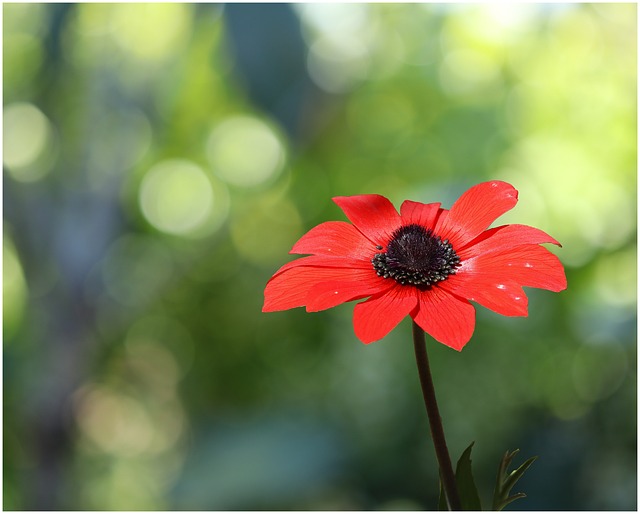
3, 3, 637, 510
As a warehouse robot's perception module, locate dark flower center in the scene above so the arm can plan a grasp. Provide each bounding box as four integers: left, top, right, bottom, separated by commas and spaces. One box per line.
372, 224, 460, 287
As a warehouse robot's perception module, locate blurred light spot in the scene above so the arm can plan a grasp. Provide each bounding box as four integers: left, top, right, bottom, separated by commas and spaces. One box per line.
140, 159, 213, 235
123, 341, 186, 453
482, 4, 541, 33
298, 3, 374, 88
295, 3, 370, 40
126, 339, 181, 395
368, 29, 406, 79
206, 116, 285, 188
230, 196, 302, 267
382, 5, 438, 67
125, 315, 195, 381
109, 4, 190, 61
3, 234, 27, 340
80, 458, 164, 510
307, 35, 371, 93
295, 2, 374, 82
102, 235, 174, 307
74, 385, 154, 457
3, 102, 53, 182
572, 341, 628, 403
104, 461, 164, 510
442, 4, 540, 50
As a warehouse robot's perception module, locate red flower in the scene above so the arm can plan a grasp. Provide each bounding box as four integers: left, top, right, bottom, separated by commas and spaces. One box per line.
263, 181, 567, 351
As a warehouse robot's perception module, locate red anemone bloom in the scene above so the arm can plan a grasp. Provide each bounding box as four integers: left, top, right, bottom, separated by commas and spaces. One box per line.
263, 181, 567, 351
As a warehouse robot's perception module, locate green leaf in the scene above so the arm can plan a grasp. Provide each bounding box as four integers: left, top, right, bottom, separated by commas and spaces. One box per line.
492, 449, 538, 511
454, 442, 482, 511
437, 479, 448, 510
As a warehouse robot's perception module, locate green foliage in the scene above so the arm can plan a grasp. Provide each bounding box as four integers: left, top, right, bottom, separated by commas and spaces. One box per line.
456, 443, 483, 510
438, 444, 536, 511
438, 442, 482, 510
492, 450, 538, 511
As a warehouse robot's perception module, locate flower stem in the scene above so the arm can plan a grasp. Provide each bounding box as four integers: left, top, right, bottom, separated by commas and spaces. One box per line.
412, 321, 461, 511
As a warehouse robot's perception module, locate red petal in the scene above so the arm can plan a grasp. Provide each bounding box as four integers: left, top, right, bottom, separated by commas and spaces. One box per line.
263, 258, 372, 312
412, 287, 476, 351
459, 245, 567, 292
290, 221, 374, 259
480, 245, 567, 293
435, 181, 518, 249
459, 224, 561, 258
333, 195, 401, 245
436, 224, 565, 316
306, 277, 393, 312
270, 255, 368, 280
352, 285, 418, 344
399, 201, 444, 231
439, 276, 529, 317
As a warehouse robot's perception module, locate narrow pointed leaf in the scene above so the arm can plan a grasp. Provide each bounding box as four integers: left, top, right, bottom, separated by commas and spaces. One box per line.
492, 449, 537, 511
455, 442, 482, 511
437, 479, 448, 510
497, 492, 527, 511
493, 449, 516, 507
502, 456, 538, 497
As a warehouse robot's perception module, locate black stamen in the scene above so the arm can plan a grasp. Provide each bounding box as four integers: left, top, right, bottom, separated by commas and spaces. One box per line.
372, 224, 460, 287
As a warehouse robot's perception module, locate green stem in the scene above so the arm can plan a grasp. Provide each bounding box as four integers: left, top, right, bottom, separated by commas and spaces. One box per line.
412, 321, 461, 511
